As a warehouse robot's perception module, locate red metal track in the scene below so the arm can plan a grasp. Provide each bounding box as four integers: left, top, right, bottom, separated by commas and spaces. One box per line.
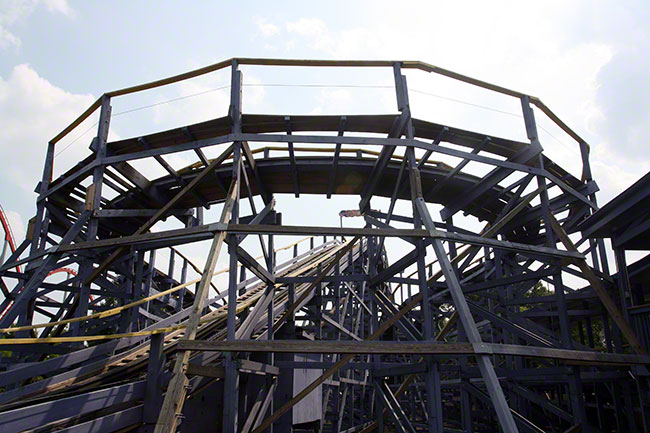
0, 206, 81, 321
0, 203, 20, 273
47, 267, 78, 278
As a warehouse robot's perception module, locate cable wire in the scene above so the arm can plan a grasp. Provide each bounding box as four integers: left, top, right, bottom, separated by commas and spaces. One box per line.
54, 81, 581, 160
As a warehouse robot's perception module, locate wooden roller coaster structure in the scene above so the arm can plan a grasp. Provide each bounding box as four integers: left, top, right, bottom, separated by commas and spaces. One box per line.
1, 58, 649, 433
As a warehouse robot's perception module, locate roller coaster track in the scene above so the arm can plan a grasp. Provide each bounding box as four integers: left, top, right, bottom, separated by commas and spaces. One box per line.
0, 238, 363, 428
0, 205, 80, 322
0, 58, 648, 433
0, 204, 20, 273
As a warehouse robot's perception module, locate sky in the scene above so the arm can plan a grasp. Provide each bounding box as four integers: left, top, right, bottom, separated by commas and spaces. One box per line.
1, 1, 649, 292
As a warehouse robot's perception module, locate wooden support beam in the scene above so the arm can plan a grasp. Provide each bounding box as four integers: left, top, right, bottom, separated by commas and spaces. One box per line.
234, 244, 275, 285
271, 237, 360, 334
548, 213, 647, 355
138, 136, 208, 207
327, 116, 347, 198
186, 362, 225, 378
284, 117, 299, 197
251, 289, 427, 433
179, 340, 474, 355
239, 359, 280, 376
416, 127, 448, 170
241, 141, 272, 204
184, 126, 228, 195
358, 113, 408, 212
86, 144, 234, 285
93, 209, 193, 218
153, 178, 238, 433
426, 136, 490, 198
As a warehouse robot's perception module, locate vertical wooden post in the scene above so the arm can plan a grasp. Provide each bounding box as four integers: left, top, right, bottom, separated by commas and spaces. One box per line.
223, 58, 243, 433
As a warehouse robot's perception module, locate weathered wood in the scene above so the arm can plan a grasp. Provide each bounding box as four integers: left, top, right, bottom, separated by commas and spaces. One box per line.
271, 237, 360, 334
178, 340, 475, 355
153, 178, 238, 433
85, 144, 234, 284
548, 213, 647, 355
13, 56, 629, 433
239, 359, 279, 376
186, 362, 225, 378
251, 286, 427, 433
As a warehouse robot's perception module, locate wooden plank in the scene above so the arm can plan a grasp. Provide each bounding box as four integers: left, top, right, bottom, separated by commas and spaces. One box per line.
153, 177, 238, 433
548, 213, 647, 355
112, 160, 168, 206
239, 359, 279, 376
562, 424, 582, 433
271, 237, 360, 334
405, 60, 526, 98
327, 116, 347, 198
241, 141, 272, 203
171, 247, 220, 295
178, 340, 474, 355
234, 244, 275, 285
84, 183, 96, 211
107, 59, 233, 98
186, 362, 225, 378
237, 58, 395, 68
0, 278, 200, 334
251, 286, 428, 433
486, 343, 650, 365
226, 223, 582, 260
240, 385, 271, 433
0, 380, 145, 432
284, 117, 299, 197
94, 209, 193, 218
85, 144, 233, 284
531, 99, 587, 149
50, 97, 102, 145
321, 314, 361, 341
49, 58, 588, 164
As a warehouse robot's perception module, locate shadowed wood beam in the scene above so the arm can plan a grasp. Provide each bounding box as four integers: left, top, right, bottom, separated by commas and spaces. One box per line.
358, 312, 458, 433
271, 236, 360, 334
153, 177, 238, 433
85, 144, 234, 285
51, 58, 588, 159
251, 288, 426, 433
548, 213, 647, 355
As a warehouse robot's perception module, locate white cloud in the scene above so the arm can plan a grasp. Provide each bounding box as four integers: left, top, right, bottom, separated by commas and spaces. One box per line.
285, 17, 332, 52
1, 0, 73, 22
279, 4, 646, 205
0, 0, 74, 50
286, 17, 327, 38
262, 43, 277, 52
42, 0, 73, 16
285, 18, 370, 56
253, 17, 280, 37
590, 142, 648, 203
284, 39, 296, 51
0, 64, 96, 194
0, 24, 20, 48
0, 1, 36, 24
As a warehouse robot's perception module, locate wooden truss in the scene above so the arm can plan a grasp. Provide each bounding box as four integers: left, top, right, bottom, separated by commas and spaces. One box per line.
0, 58, 648, 433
